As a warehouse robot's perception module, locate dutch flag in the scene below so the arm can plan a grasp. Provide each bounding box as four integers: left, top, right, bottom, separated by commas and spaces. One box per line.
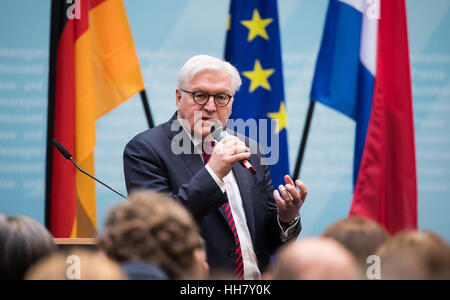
310, 0, 417, 234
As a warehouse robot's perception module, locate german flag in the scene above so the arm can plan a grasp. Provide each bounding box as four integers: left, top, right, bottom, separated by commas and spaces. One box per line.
45, 0, 145, 238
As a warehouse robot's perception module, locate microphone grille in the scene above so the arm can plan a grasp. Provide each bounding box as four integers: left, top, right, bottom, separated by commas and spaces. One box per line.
210, 125, 226, 142
52, 139, 72, 159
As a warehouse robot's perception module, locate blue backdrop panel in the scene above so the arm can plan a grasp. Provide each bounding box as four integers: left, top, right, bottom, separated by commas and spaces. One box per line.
0, 0, 449, 240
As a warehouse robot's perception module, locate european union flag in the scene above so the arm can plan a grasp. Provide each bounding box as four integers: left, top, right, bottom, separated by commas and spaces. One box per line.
225, 0, 289, 189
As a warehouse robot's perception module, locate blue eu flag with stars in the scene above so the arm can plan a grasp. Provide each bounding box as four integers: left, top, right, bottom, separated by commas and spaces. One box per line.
225, 0, 289, 189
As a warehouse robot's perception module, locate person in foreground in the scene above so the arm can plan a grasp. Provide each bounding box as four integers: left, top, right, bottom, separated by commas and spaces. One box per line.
124, 55, 307, 279
25, 249, 126, 280
376, 230, 450, 280
98, 190, 209, 280
267, 238, 362, 280
0, 214, 57, 280
322, 216, 390, 272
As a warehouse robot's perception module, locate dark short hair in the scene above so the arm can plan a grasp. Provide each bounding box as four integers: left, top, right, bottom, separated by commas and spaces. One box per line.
98, 190, 205, 279
0, 214, 57, 280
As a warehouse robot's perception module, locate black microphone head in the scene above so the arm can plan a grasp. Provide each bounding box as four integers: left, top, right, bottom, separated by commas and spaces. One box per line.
52, 139, 72, 159
210, 123, 227, 142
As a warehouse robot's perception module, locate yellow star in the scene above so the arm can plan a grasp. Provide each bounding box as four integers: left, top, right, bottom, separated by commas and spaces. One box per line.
227, 14, 231, 31
267, 102, 288, 134
240, 9, 273, 42
242, 60, 275, 93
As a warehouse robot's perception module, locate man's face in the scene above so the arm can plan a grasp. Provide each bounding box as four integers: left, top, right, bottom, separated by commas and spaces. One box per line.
176, 69, 234, 139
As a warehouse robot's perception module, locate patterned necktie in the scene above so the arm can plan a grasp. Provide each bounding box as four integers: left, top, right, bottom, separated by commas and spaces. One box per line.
203, 141, 244, 280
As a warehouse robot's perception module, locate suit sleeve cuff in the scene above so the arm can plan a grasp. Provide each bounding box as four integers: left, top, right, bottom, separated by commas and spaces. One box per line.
205, 165, 226, 193
278, 215, 300, 242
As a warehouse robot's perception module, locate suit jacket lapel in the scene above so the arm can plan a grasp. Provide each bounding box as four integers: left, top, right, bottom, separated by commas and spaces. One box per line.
166, 112, 204, 176
166, 112, 256, 243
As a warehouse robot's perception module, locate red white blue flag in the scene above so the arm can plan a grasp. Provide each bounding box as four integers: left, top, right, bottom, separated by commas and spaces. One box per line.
311, 0, 417, 234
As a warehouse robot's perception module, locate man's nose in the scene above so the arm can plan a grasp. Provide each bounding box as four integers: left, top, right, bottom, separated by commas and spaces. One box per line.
204, 95, 217, 112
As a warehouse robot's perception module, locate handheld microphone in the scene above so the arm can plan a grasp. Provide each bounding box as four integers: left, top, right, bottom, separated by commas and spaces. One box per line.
210, 126, 256, 175
52, 139, 127, 200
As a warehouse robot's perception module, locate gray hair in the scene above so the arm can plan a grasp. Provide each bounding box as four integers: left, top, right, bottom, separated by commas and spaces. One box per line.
177, 55, 242, 93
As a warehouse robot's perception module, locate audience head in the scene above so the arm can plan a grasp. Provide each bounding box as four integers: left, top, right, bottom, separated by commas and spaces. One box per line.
269, 238, 362, 280
25, 249, 126, 280
377, 230, 450, 280
98, 190, 209, 280
322, 216, 390, 269
0, 214, 57, 280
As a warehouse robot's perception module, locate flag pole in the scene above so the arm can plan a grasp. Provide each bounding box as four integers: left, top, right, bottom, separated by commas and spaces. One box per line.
45, 0, 63, 230
140, 89, 154, 129
293, 101, 316, 181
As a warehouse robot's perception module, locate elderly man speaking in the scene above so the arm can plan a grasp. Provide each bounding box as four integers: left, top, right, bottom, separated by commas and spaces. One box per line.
124, 55, 307, 280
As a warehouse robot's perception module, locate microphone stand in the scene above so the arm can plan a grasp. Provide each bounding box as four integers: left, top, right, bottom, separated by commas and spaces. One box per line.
68, 157, 127, 200
52, 139, 127, 200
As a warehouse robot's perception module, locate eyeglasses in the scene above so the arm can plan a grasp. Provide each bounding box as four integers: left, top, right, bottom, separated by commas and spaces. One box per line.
180, 89, 233, 107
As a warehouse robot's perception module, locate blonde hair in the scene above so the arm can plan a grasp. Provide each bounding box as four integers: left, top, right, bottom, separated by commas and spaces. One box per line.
25, 250, 126, 280
377, 230, 450, 280
322, 216, 390, 269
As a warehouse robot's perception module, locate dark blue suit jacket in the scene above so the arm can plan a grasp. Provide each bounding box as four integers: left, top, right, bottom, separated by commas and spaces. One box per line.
123, 113, 301, 274
121, 262, 168, 280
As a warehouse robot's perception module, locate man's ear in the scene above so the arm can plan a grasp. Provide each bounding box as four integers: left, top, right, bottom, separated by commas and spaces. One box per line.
227, 97, 234, 116
176, 89, 182, 108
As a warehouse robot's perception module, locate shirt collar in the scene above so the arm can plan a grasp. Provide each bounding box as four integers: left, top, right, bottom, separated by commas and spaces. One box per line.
177, 115, 203, 153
